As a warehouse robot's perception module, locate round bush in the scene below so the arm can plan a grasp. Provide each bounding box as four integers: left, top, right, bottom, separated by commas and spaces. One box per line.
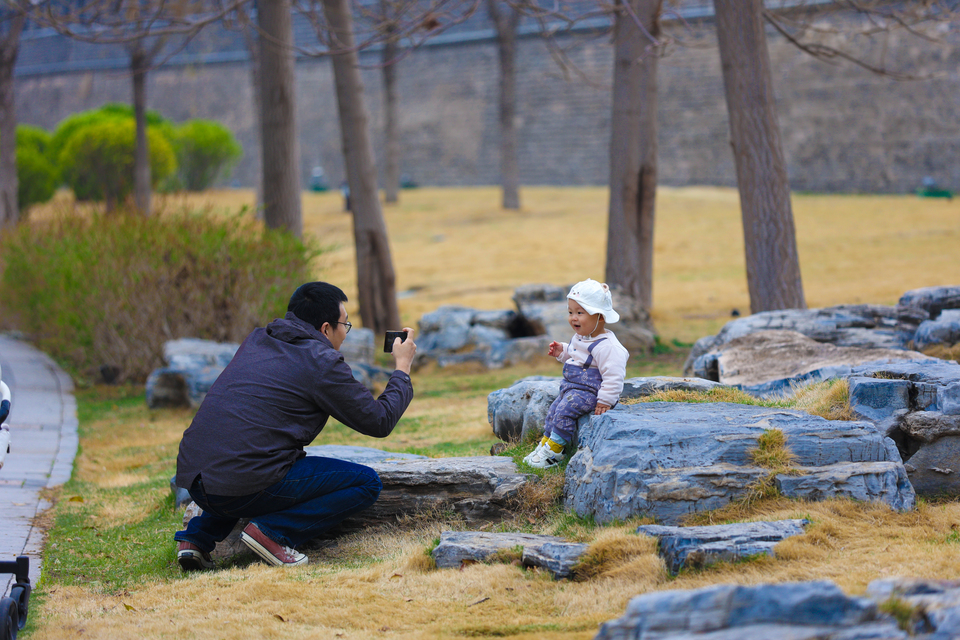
173, 120, 242, 191
58, 119, 177, 207
17, 146, 59, 212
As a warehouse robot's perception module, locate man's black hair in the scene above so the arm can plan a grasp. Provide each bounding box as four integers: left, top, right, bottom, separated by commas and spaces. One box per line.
288, 282, 348, 331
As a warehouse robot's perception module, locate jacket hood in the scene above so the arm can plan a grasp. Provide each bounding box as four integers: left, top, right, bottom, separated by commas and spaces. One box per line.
266, 312, 330, 346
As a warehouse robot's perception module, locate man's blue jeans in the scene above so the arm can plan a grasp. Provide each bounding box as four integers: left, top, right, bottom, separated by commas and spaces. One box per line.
174, 456, 382, 552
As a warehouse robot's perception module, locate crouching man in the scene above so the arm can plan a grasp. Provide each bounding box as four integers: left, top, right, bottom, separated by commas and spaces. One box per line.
174, 282, 416, 569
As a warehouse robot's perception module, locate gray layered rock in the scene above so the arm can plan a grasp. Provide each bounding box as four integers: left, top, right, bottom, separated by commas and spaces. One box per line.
146, 330, 385, 408
899, 286, 960, 321
637, 519, 809, 574
848, 361, 960, 498
688, 330, 934, 398
564, 402, 915, 525
146, 338, 239, 408
488, 376, 731, 444
683, 305, 929, 377
303, 444, 428, 464
867, 577, 960, 639
513, 283, 656, 352
914, 310, 960, 351
432, 531, 588, 579
595, 581, 903, 640
338, 456, 531, 530
488, 377, 562, 443
181, 452, 532, 559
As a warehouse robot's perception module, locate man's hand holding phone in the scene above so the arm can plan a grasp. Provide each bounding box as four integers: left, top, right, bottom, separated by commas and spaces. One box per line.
385, 328, 417, 374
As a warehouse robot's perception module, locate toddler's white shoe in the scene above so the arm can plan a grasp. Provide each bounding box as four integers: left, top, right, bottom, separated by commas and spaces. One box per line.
526, 445, 565, 469
522, 442, 544, 465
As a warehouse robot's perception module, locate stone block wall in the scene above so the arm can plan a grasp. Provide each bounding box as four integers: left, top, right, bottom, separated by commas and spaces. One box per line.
15, 8, 960, 193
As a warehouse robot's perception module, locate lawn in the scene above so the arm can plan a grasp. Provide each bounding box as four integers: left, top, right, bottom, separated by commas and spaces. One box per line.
20, 186, 960, 639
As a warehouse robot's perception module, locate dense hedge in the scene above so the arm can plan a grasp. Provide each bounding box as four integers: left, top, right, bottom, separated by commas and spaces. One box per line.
15, 125, 58, 211
0, 207, 320, 383
58, 119, 177, 205
172, 120, 242, 191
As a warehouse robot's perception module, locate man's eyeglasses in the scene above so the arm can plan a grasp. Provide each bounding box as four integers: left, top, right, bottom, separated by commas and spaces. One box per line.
338, 321, 352, 334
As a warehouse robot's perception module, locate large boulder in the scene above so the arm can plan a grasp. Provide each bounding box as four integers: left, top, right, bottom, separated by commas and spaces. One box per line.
914, 310, 960, 351
683, 304, 929, 377
488, 376, 730, 444
688, 329, 935, 397
595, 581, 902, 640
564, 402, 915, 525
899, 286, 960, 321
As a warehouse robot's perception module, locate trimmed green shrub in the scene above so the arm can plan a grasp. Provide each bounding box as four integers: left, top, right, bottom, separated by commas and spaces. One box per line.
59, 119, 176, 207
50, 104, 172, 162
172, 120, 242, 191
17, 146, 59, 212
16, 124, 52, 155
0, 207, 321, 383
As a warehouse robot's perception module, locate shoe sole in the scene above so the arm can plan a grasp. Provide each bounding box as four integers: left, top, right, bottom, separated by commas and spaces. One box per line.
240, 532, 307, 567
177, 551, 213, 571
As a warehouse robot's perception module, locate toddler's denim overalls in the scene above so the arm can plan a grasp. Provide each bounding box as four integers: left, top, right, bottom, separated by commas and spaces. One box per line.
543, 338, 606, 445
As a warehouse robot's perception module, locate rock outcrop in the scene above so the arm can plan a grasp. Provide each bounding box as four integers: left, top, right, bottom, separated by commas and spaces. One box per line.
416, 284, 656, 369
488, 375, 728, 444
595, 581, 905, 640
564, 402, 915, 525
146, 329, 389, 408
688, 329, 935, 398
637, 519, 809, 574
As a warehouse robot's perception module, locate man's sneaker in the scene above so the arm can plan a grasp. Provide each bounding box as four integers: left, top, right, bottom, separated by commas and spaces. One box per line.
177, 541, 214, 571
240, 523, 308, 567
526, 445, 565, 469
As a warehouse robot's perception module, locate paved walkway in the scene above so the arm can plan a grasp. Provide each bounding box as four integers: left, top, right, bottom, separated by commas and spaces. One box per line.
0, 334, 77, 596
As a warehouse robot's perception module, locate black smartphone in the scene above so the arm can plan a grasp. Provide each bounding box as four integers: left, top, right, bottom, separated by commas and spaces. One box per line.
384, 330, 407, 353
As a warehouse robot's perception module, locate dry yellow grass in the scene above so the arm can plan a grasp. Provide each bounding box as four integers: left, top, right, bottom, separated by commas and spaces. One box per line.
159, 185, 960, 343
24, 186, 960, 639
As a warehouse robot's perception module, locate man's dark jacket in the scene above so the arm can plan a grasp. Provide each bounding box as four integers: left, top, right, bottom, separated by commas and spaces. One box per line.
176, 312, 414, 496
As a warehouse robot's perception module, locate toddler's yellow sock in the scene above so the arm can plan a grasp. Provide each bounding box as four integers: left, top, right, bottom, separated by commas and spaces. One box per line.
545, 438, 564, 453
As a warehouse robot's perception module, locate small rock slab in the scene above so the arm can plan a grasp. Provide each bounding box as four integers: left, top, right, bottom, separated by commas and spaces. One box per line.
636, 519, 809, 574
595, 580, 902, 640
432, 531, 589, 579
304, 444, 428, 464
868, 577, 960, 639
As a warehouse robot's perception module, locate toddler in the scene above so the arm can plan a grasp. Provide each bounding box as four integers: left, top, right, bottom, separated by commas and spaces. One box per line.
524, 279, 629, 468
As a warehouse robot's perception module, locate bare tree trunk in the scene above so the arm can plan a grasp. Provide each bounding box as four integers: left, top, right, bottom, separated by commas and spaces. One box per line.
714, 0, 806, 313
240, 9, 264, 215
488, 0, 520, 210
381, 33, 400, 204
131, 45, 151, 215
323, 0, 400, 334
604, 0, 661, 310
257, 0, 302, 235
0, 11, 24, 228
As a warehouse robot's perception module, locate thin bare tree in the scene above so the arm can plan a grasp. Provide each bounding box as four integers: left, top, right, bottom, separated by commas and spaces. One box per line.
488, 0, 521, 209
0, 4, 25, 228
714, 0, 806, 313
257, 0, 303, 234
321, 0, 400, 333
604, 0, 662, 311
379, 0, 401, 204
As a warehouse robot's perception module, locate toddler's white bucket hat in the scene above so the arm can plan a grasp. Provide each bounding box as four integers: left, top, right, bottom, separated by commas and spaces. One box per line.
567, 279, 620, 324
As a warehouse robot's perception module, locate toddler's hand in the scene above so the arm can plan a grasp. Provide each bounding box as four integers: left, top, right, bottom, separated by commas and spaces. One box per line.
547, 341, 563, 358
595, 402, 611, 416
